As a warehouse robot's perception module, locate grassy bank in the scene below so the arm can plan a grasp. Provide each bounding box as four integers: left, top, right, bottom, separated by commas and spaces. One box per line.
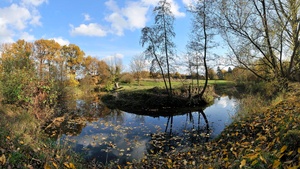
0, 104, 85, 169
101, 80, 228, 114
118, 79, 235, 92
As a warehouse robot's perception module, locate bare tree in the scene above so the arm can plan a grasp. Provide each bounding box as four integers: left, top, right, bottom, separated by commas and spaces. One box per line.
219, 0, 300, 83
130, 54, 146, 86
187, 0, 218, 100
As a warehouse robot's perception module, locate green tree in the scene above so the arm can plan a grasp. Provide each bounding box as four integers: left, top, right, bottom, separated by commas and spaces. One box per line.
0, 40, 35, 104
217, 66, 224, 80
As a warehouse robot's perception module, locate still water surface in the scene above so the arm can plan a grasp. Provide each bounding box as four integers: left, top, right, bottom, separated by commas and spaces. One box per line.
58, 96, 239, 164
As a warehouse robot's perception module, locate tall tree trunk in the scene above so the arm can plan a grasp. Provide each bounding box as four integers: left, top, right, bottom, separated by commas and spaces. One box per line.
163, 15, 172, 97
199, 0, 208, 99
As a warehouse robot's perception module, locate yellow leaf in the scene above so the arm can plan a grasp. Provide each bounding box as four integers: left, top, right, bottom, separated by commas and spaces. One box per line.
44, 163, 51, 169
251, 160, 258, 166
167, 159, 172, 163
287, 151, 294, 156
63, 162, 70, 168
272, 160, 280, 169
117, 165, 121, 169
240, 159, 246, 168
69, 163, 76, 169
298, 148, 300, 153
0, 154, 6, 165
259, 155, 267, 164
280, 145, 288, 154
52, 162, 58, 169
232, 151, 238, 158
245, 153, 259, 160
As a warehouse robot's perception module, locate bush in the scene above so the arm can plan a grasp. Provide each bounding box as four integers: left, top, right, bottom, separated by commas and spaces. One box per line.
120, 73, 134, 84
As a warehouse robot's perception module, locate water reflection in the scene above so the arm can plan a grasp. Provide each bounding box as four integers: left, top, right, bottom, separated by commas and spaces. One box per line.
47, 96, 239, 165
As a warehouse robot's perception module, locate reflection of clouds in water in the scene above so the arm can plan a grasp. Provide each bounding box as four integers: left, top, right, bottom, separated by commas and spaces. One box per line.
215, 96, 238, 108
74, 133, 109, 147
65, 120, 149, 163
217, 98, 228, 108
59, 96, 240, 164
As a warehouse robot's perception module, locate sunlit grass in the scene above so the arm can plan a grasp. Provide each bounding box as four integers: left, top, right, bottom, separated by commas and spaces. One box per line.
119, 79, 235, 91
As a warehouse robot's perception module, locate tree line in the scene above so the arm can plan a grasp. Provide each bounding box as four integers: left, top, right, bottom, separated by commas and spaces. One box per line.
0, 39, 126, 119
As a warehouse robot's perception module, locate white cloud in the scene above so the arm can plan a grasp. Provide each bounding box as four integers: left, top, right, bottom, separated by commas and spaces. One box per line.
142, 0, 185, 17
83, 13, 91, 21
104, 0, 185, 36
70, 23, 107, 37
123, 1, 149, 30
0, 1, 45, 43
169, 1, 185, 17
0, 18, 14, 43
21, 0, 48, 7
105, 12, 128, 36
182, 0, 195, 6
104, 53, 124, 61
0, 4, 31, 30
141, 0, 159, 6
49, 37, 70, 46
105, 0, 119, 11
20, 32, 35, 41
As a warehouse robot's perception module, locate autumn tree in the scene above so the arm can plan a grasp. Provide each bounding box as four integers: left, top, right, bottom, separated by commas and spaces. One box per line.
61, 44, 85, 86
207, 67, 217, 80
105, 55, 123, 90
219, 0, 300, 84
130, 54, 146, 85
81, 56, 110, 89
33, 39, 61, 80
141, 0, 176, 97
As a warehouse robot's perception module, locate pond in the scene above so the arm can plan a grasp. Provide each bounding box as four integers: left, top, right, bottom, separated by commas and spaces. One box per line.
48, 96, 239, 165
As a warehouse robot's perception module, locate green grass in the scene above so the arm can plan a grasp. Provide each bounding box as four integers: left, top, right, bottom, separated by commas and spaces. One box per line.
118, 79, 235, 92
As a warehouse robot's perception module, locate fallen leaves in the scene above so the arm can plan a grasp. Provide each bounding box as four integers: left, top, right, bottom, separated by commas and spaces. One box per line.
0, 154, 6, 165
63, 162, 76, 169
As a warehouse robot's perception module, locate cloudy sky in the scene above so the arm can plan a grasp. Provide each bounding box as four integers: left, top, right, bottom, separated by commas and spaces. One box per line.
0, 0, 213, 70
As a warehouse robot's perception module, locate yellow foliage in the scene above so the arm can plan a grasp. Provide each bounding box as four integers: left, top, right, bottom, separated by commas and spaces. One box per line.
67, 74, 79, 87
239, 159, 246, 168
272, 160, 281, 169
280, 145, 288, 154
44, 163, 51, 169
0, 154, 6, 165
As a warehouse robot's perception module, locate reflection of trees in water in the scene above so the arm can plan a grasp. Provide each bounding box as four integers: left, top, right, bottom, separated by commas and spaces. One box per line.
45, 96, 112, 138
101, 109, 125, 124
147, 109, 210, 155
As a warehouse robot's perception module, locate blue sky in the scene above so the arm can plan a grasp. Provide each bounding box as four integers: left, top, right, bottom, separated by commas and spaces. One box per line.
0, 0, 228, 71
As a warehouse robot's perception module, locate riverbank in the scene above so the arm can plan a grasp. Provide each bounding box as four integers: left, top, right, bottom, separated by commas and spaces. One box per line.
121, 82, 300, 168
0, 81, 299, 168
